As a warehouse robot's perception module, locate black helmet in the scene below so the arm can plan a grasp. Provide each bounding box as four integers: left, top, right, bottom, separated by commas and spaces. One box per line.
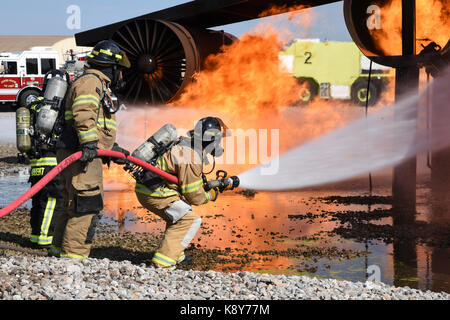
87, 40, 131, 69
189, 117, 229, 157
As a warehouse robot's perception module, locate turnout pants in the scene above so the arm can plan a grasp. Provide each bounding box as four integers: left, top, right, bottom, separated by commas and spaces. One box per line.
50, 149, 104, 259
135, 192, 202, 267
29, 153, 63, 246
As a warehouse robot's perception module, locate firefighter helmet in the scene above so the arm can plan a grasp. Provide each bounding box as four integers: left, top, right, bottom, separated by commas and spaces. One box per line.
190, 117, 228, 141
87, 40, 131, 69
189, 117, 229, 157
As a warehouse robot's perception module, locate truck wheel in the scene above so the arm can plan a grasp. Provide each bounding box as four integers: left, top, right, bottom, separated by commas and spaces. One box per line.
296, 79, 317, 105
18, 89, 41, 108
351, 81, 379, 106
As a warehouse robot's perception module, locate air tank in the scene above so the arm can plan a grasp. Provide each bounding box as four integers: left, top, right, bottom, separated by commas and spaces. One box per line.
36, 76, 68, 138
16, 107, 31, 153
36, 104, 58, 137
44, 77, 68, 100
132, 124, 178, 163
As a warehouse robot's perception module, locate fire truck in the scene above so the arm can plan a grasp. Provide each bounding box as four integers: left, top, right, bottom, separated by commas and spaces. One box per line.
0, 46, 60, 108
280, 39, 394, 106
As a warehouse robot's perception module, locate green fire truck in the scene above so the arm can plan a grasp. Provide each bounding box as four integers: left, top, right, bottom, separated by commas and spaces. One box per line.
280, 39, 394, 106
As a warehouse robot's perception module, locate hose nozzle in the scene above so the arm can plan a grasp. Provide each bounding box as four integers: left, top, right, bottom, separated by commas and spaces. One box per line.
205, 173, 240, 193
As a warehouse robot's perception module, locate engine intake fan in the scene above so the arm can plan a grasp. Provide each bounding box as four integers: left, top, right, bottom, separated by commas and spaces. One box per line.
110, 19, 236, 105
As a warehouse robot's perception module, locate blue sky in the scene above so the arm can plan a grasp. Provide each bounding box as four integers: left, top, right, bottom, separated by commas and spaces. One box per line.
0, 0, 352, 41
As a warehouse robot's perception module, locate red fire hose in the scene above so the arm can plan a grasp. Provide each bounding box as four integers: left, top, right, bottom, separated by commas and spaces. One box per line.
0, 149, 179, 218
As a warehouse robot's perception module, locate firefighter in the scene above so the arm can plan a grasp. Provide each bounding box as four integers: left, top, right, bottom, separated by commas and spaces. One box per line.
134, 117, 233, 268
49, 40, 130, 259
26, 73, 66, 247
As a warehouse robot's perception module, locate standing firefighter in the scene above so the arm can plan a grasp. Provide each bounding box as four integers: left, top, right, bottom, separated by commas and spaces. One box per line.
49, 40, 130, 259
131, 117, 239, 268
17, 71, 69, 247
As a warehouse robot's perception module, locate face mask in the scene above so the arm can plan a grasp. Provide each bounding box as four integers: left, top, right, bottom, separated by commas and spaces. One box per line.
113, 79, 127, 93
211, 145, 224, 157
203, 138, 223, 158
111, 67, 126, 93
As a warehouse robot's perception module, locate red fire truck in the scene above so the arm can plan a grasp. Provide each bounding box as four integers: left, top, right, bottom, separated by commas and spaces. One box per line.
0, 47, 60, 108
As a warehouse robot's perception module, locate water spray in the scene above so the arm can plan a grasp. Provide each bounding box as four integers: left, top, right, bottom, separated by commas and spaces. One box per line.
236, 67, 450, 191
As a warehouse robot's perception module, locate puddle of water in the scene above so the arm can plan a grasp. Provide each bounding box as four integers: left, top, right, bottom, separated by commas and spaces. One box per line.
0, 173, 31, 209
102, 171, 450, 293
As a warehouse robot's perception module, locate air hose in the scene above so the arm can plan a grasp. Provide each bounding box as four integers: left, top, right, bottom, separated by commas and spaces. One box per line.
0, 149, 179, 218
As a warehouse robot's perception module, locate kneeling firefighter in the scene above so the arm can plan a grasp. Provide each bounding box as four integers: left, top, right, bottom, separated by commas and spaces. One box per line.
127, 117, 239, 267
16, 70, 70, 247
49, 40, 131, 259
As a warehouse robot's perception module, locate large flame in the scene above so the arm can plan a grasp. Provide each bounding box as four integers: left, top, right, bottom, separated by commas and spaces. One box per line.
370, 0, 450, 55
103, 5, 398, 224
105, 5, 396, 189
174, 31, 301, 115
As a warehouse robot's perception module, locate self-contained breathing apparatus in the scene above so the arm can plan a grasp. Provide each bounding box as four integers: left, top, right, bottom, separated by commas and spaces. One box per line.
124, 124, 179, 186
125, 118, 240, 194
16, 69, 122, 161
16, 70, 71, 160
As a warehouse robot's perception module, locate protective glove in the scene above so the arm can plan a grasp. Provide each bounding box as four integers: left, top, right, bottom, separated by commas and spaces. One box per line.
111, 143, 130, 165
79, 141, 98, 164
207, 188, 219, 202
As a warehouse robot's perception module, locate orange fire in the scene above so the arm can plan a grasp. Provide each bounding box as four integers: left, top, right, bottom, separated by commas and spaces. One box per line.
174, 31, 301, 115
370, 0, 450, 56
105, 4, 395, 189
258, 4, 311, 19
104, 4, 396, 216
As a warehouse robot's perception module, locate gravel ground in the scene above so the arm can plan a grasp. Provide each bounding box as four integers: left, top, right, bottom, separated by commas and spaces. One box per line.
0, 254, 448, 300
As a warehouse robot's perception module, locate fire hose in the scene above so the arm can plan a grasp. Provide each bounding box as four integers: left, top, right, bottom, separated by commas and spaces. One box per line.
0, 149, 179, 219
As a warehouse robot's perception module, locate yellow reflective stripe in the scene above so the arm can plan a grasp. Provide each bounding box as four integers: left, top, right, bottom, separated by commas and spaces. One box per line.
156, 157, 168, 172
60, 252, 88, 259
178, 252, 185, 262
29, 234, 52, 245
73, 94, 100, 102
100, 49, 113, 56
30, 157, 57, 167
49, 245, 61, 256
97, 118, 117, 130
78, 128, 98, 142
41, 197, 56, 239
181, 179, 203, 194
115, 54, 122, 59
204, 191, 212, 203
65, 110, 73, 120
204, 130, 222, 137
72, 95, 100, 108
152, 252, 177, 267
135, 184, 179, 198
